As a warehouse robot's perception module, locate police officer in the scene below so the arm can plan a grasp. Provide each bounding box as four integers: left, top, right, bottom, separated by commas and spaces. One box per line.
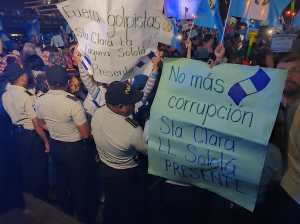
91, 81, 147, 224
1, 63, 49, 201
35, 65, 96, 224
0, 70, 25, 214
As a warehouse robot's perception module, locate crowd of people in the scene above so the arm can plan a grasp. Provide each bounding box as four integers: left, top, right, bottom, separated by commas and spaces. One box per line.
0, 20, 300, 224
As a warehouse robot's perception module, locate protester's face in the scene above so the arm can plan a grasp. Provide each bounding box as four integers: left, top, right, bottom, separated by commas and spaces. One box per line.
68, 76, 80, 94
72, 47, 81, 66
42, 51, 50, 65
18, 73, 28, 87
277, 60, 300, 96
158, 51, 164, 58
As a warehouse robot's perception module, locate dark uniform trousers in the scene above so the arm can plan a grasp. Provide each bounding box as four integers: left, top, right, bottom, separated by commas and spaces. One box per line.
50, 139, 97, 224
277, 187, 300, 224
0, 111, 24, 214
100, 162, 146, 224
14, 127, 49, 201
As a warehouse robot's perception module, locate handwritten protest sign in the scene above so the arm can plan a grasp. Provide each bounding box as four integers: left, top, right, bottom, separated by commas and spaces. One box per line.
57, 0, 173, 83
148, 58, 287, 211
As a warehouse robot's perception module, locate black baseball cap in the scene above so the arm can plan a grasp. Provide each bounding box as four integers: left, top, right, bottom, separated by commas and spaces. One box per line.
4, 63, 25, 83
46, 65, 69, 87
105, 81, 142, 106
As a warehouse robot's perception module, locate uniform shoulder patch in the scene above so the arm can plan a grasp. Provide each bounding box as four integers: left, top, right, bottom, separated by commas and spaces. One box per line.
125, 118, 138, 128
25, 90, 34, 96
66, 95, 79, 101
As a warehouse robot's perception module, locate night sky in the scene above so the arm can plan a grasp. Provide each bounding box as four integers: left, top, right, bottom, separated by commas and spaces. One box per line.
4, 0, 24, 9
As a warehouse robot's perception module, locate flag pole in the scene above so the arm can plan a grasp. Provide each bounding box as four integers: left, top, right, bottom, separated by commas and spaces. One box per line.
220, 0, 232, 43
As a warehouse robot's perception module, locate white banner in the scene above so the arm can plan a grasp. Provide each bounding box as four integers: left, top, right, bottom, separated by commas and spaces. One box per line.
271, 34, 297, 53
57, 0, 173, 83
244, 0, 270, 21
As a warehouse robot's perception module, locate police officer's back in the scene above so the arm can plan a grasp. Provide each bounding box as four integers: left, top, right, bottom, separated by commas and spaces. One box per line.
91, 81, 147, 224
1, 63, 49, 201
0, 71, 24, 214
35, 65, 95, 224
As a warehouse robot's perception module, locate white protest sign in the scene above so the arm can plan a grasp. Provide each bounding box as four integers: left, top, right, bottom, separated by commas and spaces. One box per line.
57, 0, 173, 83
271, 34, 297, 53
148, 58, 287, 211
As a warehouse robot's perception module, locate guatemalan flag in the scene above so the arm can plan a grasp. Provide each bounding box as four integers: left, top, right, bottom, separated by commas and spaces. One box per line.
164, 0, 201, 19
229, 0, 290, 25
228, 68, 271, 106
195, 0, 224, 39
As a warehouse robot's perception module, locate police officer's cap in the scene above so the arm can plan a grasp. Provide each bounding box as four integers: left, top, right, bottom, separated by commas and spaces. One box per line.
105, 81, 142, 106
46, 65, 69, 87
4, 63, 26, 83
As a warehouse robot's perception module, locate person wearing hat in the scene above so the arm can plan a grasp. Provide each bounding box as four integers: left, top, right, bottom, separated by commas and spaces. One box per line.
1, 63, 49, 201
35, 65, 96, 224
0, 65, 25, 216
91, 81, 147, 224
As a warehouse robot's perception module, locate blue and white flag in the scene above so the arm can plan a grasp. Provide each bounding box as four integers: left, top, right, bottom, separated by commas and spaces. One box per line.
195, 0, 224, 38
229, 0, 290, 25
81, 55, 94, 75
158, 17, 183, 53
293, 11, 300, 28
134, 51, 156, 77
170, 19, 183, 53
164, 0, 201, 19
228, 68, 271, 106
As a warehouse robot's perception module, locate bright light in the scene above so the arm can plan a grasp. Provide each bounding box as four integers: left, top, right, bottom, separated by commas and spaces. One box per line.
176, 34, 183, 41
10, 34, 21, 37
267, 29, 274, 36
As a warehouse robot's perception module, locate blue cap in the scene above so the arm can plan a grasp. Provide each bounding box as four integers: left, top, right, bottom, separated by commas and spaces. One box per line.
105, 81, 142, 106
4, 63, 25, 83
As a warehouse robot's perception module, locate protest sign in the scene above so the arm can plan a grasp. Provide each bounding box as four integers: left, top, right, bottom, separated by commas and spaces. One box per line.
271, 34, 297, 53
148, 58, 287, 211
57, 0, 173, 83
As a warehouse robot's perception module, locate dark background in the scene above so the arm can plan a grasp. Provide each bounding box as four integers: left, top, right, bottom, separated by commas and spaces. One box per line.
4, 0, 24, 9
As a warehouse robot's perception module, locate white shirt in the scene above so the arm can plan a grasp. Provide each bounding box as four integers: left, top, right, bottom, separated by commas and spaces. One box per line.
35, 90, 87, 142
91, 106, 147, 170
51, 34, 65, 48
2, 85, 36, 130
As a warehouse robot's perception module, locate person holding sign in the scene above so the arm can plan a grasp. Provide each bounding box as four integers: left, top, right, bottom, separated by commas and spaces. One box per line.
91, 81, 147, 224
277, 54, 300, 223
71, 45, 106, 117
